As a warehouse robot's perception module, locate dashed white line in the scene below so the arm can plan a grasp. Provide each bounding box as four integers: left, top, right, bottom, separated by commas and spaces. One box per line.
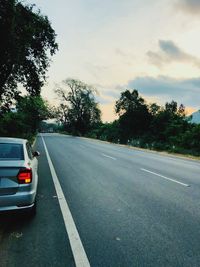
41, 135, 90, 267
102, 153, 117, 160
140, 168, 190, 187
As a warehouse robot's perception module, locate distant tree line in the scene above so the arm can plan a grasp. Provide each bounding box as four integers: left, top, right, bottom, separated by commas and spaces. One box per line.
55, 82, 200, 156
94, 90, 200, 156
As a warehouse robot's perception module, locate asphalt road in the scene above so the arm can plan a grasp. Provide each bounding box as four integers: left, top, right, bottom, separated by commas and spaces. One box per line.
1, 133, 200, 267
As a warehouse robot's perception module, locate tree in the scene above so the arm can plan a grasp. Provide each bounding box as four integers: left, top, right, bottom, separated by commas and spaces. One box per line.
0, 0, 58, 108
148, 103, 161, 116
0, 95, 50, 140
17, 95, 50, 132
115, 89, 151, 143
55, 79, 101, 135
96, 121, 120, 142
180, 124, 200, 154
53, 104, 69, 129
148, 100, 188, 145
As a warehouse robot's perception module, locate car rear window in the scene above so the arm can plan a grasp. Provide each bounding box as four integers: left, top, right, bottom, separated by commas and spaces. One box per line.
0, 143, 24, 160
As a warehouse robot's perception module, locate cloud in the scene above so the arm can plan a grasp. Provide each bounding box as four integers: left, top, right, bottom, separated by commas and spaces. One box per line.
83, 62, 113, 81
95, 95, 113, 105
115, 48, 135, 66
176, 0, 200, 15
94, 75, 200, 120
147, 40, 200, 68
126, 75, 200, 108
146, 51, 163, 67
159, 40, 183, 58
115, 48, 135, 59
93, 84, 120, 105
115, 48, 128, 58
103, 89, 120, 99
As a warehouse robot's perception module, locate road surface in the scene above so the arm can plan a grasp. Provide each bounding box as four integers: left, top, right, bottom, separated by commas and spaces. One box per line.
1, 133, 200, 267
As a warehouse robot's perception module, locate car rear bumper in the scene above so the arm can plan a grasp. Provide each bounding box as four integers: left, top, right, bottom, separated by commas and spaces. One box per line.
0, 190, 36, 212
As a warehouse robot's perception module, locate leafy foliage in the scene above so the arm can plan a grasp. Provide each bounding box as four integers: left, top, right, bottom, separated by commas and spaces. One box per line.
115, 90, 151, 143
0, 0, 58, 108
55, 79, 101, 135
91, 89, 200, 156
0, 96, 50, 141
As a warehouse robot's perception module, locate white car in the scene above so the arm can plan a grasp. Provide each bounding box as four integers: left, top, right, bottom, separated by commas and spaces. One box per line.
0, 138, 40, 216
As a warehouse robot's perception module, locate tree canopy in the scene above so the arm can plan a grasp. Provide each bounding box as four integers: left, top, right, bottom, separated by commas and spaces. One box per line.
0, 95, 50, 141
115, 89, 151, 142
55, 79, 101, 135
0, 0, 58, 109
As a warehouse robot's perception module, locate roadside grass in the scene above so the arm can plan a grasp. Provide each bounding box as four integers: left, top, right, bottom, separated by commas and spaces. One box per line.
58, 131, 200, 161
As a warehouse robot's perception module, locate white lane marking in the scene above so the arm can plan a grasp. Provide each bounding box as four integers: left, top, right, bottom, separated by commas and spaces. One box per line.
140, 168, 190, 187
102, 153, 116, 160
41, 135, 90, 267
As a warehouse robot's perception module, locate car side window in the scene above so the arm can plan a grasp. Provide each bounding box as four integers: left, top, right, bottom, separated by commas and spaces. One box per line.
26, 143, 33, 160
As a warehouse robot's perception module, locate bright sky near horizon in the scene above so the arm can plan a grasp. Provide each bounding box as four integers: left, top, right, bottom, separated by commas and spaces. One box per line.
26, 0, 200, 121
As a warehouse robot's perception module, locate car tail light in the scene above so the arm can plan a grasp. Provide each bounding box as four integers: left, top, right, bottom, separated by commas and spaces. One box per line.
17, 168, 32, 184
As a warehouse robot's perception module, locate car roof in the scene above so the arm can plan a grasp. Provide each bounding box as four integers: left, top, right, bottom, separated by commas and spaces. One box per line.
0, 137, 27, 144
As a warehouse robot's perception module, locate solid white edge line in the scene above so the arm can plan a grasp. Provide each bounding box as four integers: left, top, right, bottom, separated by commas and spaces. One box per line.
102, 153, 116, 160
140, 168, 190, 187
41, 135, 90, 267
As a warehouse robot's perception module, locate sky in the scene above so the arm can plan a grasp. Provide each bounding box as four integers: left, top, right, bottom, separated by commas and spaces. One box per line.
25, 0, 200, 121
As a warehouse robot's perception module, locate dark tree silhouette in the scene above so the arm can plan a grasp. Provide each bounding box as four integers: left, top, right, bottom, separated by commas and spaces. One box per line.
0, 0, 58, 109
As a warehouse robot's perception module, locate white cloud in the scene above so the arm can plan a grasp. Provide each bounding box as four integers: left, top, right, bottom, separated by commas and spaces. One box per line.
176, 0, 200, 15
147, 40, 200, 68
127, 75, 200, 108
